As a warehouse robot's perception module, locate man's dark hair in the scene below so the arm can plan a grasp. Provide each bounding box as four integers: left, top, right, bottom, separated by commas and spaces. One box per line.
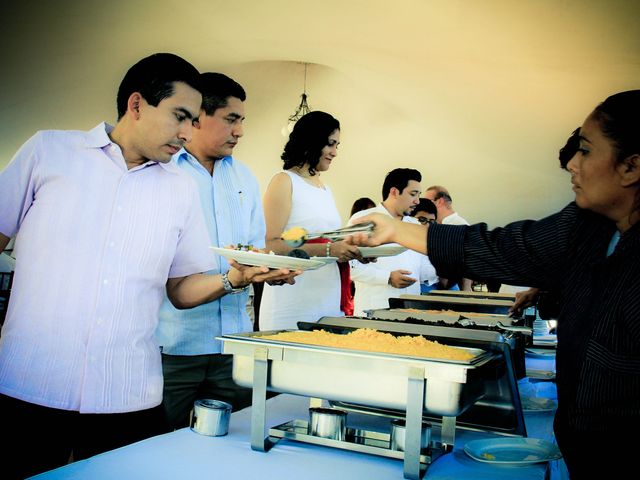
412, 198, 437, 217
199, 72, 246, 116
382, 168, 421, 201
116, 53, 201, 120
281, 111, 340, 176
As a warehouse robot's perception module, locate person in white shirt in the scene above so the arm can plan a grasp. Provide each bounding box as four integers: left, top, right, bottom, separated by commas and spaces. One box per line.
423, 185, 470, 225
423, 185, 473, 290
0, 53, 298, 479
348, 168, 438, 316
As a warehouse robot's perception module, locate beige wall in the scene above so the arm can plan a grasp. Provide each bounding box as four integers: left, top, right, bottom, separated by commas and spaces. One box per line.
2, 0, 639, 228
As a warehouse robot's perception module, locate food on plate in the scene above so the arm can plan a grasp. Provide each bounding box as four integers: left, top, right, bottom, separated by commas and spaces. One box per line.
259, 328, 475, 361
281, 226, 307, 242
230, 243, 261, 252
481, 452, 496, 460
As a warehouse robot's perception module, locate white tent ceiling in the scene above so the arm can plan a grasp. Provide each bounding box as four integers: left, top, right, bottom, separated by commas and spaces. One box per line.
2, 0, 639, 226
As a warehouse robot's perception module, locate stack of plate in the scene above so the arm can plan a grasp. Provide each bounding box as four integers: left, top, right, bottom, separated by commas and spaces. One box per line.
532, 319, 550, 336
532, 319, 557, 347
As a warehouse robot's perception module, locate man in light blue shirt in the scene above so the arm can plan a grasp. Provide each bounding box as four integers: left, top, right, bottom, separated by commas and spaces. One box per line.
156, 73, 268, 429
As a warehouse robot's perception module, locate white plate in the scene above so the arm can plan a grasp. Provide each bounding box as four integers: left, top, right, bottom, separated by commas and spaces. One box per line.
525, 348, 556, 358
210, 247, 326, 271
533, 334, 558, 347
525, 369, 556, 380
358, 244, 407, 258
521, 396, 557, 413
464, 438, 562, 465
310, 256, 339, 266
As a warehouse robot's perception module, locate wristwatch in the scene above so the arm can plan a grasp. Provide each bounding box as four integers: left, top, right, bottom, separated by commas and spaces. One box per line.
221, 272, 249, 294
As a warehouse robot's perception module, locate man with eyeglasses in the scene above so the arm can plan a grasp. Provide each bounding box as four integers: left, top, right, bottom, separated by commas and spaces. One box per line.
347, 168, 438, 315
412, 198, 438, 225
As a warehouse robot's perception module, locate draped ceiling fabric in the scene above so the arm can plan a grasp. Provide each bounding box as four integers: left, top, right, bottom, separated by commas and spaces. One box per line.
2, 0, 639, 226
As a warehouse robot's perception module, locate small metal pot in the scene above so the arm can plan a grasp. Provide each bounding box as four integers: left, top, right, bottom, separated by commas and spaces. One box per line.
190, 399, 232, 436
308, 407, 347, 441
389, 418, 431, 452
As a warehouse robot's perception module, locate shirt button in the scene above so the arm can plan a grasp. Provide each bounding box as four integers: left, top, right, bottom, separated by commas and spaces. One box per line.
103, 279, 109, 285
109, 242, 115, 248
117, 206, 123, 212
96, 317, 103, 325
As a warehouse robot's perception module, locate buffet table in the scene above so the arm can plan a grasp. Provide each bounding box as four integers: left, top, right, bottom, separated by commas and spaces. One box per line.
31, 355, 565, 480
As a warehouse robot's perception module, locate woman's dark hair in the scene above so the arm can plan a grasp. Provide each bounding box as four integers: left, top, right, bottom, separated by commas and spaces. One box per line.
281, 111, 340, 175
116, 53, 201, 120
593, 90, 640, 164
558, 127, 581, 170
592, 90, 640, 212
350, 197, 376, 216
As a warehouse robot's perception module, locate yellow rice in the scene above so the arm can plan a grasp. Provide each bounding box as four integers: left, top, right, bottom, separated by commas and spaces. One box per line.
259, 328, 474, 361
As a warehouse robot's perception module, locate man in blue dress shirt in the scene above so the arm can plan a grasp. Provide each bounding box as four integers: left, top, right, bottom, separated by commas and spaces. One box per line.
156, 73, 271, 429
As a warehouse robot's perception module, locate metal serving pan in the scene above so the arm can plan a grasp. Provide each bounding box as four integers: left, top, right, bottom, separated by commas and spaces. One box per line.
221, 329, 498, 417
365, 307, 519, 328
358, 309, 529, 379
391, 294, 515, 316
426, 289, 517, 302
309, 317, 527, 437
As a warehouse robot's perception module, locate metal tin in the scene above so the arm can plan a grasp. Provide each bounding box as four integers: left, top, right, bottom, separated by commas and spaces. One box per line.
308, 407, 347, 440
190, 399, 232, 436
390, 419, 431, 452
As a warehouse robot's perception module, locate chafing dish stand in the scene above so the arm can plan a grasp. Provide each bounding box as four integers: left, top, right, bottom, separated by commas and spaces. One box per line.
244, 344, 448, 479
220, 328, 508, 480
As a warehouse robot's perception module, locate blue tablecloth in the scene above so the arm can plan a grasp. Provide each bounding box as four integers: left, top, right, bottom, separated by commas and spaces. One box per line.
32, 355, 565, 480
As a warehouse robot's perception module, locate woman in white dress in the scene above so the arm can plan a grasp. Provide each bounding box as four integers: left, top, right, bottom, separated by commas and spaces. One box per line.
259, 111, 362, 330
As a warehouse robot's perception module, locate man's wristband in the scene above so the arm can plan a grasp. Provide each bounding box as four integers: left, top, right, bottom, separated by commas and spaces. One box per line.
326, 242, 332, 257
221, 272, 249, 294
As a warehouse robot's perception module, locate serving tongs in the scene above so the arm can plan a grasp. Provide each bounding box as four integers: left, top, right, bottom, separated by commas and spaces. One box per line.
457, 317, 532, 335
282, 222, 375, 248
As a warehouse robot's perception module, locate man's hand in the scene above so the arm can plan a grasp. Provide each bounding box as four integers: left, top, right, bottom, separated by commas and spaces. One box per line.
227, 260, 301, 287
388, 269, 417, 288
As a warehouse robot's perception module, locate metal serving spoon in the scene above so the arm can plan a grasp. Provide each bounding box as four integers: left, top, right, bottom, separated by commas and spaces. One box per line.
281, 222, 375, 248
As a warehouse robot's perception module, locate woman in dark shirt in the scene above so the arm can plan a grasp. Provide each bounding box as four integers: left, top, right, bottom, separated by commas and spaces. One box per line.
347, 90, 640, 478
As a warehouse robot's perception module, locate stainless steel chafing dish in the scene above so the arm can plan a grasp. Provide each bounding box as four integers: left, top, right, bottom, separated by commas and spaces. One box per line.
219, 324, 515, 479
379, 294, 533, 380
312, 316, 526, 440
426, 289, 517, 302
390, 293, 519, 317
222, 329, 493, 415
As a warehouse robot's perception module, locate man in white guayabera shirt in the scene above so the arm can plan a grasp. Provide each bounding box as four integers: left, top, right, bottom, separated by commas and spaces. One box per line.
348, 168, 438, 316
0, 53, 298, 480
423, 185, 473, 290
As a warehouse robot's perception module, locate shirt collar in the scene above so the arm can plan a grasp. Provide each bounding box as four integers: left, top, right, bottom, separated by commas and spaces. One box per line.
85, 122, 114, 149
174, 148, 234, 168
85, 122, 181, 174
